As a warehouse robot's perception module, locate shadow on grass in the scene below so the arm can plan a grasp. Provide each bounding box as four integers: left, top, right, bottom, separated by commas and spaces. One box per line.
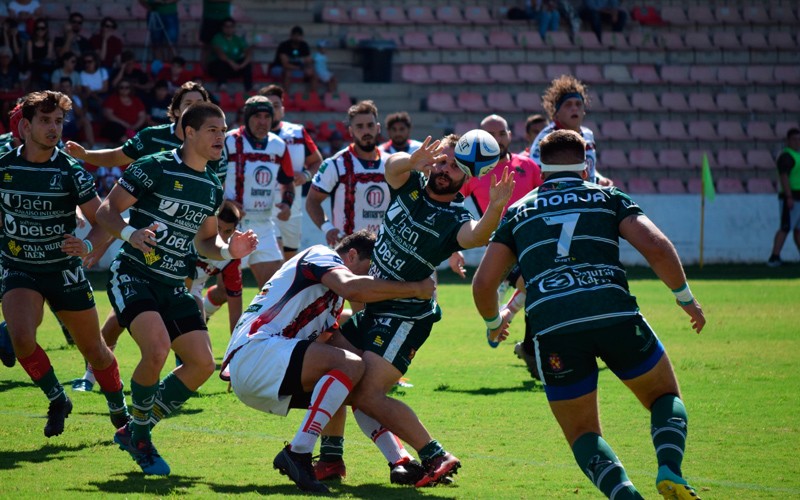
0, 441, 103, 470
73, 472, 203, 495
434, 379, 544, 396
0, 380, 33, 393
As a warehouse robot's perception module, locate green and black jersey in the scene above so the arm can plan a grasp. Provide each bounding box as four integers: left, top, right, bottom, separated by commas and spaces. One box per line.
492, 173, 645, 336
115, 149, 223, 286
0, 146, 97, 273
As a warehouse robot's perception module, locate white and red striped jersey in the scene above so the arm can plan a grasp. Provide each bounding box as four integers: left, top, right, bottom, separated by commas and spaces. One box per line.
192, 255, 242, 297
274, 120, 319, 175
379, 139, 423, 155
530, 123, 599, 182
223, 126, 294, 213
311, 144, 390, 235
222, 245, 346, 369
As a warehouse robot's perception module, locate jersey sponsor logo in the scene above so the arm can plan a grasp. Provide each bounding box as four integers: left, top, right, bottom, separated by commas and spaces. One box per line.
127, 165, 154, 188
538, 272, 575, 293
160, 254, 187, 273
143, 249, 161, 266
365, 185, 384, 208
159, 199, 180, 216
3, 193, 54, 212
74, 170, 92, 189
574, 268, 614, 286
62, 266, 86, 286
118, 178, 136, 192
531, 191, 605, 210
375, 239, 407, 272
372, 335, 384, 347
157, 201, 210, 227
7, 239, 21, 256
3, 214, 66, 237
174, 180, 184, 192
49, 174, 63, 190
244, 303, 262, 313
3, 173, 12, 182
254, 166, 273, 186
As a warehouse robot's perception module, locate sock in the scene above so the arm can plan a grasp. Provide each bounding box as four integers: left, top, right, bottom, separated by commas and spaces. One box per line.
572, 432, 641, 499
503, 290, 527, 320
93, 358, 128, 420
203, 286, 223, 317
19, 345, 66, 403
82, 362, 96, 385
290, 370, 353, 454
319, 436, 344, 462
353, 408, 412, 464
129, 379, 158, 444
150, 372, 194, 428
651, 394, 688, 477
418, 440, 445, 462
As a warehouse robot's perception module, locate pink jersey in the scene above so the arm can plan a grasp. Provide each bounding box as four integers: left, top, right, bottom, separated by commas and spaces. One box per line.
460, 153, 542, 215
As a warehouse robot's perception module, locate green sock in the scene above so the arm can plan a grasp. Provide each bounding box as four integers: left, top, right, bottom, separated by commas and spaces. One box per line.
418, 440, 445, 462
36, 368, 67, 403
319, 436, 344, 462
103, 385, 129, 421
130, 379, 158, 444
651, 394, 688, 477
150, 372, 194, 428
572, 432, 642, 499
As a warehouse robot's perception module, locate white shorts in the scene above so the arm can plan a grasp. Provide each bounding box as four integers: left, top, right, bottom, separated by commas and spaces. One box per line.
242, 215, 283, 265
189, 278, 207, 300
228, 336, 298, 416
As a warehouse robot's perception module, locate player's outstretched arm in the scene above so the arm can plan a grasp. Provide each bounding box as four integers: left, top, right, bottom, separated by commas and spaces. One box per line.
384, 136, 446, 189
195, 216, 258, 261
64, 141, 133, 167
620, 213, 706, 333
457, 166, 515, 249
322, 269, 435, 304
473, 242, 517, 344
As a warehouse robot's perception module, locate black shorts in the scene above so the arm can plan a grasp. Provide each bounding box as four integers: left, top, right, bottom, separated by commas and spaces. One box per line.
280, 339, 313, 409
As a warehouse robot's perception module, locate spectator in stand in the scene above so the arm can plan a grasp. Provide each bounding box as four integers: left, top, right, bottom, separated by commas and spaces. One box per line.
25, 18, 55, 90
209, 17, 253, 92
0, 47, 23, 120
112, 50, 154, 98
526, 1, 561, 40
140, 0, 180, 62
380, 111, 422, 154
155, 55, 192, 92
271, 25, 317, 95
55, 12, 92, 59
102, 78, 146, 143
57, 76, 95, 148
7, 0, 41, 37
520, 114, 547, 157
312, 40, 337, 93
580, 0, 627, 43
144, 79, 172, 126
2, 19, 26, 70
90, 17, 123, 71
51, 51, 81, 89
199, 0, 231, 70
767, 128, 800, 267
79, 51, 109, 118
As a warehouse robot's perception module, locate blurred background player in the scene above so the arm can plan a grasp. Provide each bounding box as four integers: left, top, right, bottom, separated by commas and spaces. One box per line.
767, 128, 800, 267
379, 111, 422, 154
520, 114, 547, 158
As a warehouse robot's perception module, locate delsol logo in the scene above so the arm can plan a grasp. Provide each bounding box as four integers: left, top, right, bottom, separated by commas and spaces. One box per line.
365, 185, 384, 208
254, 166, 273, 186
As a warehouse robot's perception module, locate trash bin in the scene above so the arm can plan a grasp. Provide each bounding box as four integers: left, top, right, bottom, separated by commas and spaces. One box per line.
358, 40, 396, 83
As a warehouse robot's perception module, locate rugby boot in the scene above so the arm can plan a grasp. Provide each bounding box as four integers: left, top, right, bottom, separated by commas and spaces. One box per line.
274, 444, 329, 493
415, 452, 460, 487
314, 457, 346, 481
114, 425, 171, 476
656, 465, 701, 500
44, 397, 73, 437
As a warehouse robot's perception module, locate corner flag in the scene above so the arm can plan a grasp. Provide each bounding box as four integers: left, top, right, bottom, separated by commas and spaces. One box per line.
701, 154, 715, 202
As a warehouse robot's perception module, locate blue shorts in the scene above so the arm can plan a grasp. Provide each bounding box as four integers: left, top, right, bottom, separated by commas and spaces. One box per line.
270, 65, 305, 80
148, 12, 179, 45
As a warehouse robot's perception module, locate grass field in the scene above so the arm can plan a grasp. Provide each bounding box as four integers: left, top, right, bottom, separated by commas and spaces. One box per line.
1, 265, 799, 499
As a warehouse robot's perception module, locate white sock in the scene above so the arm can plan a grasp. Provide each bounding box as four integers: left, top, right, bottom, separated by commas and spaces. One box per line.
290, 370, 353, 454
353, 408, 413, 464
203, 292, 222, 317
82, 363, 96, 384
503, 290, 527, 321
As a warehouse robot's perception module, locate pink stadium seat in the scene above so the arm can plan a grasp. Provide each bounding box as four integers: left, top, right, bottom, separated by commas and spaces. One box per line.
513, 120, 527, 140
712, 32, 741, 50
70, 4, 99, 20
658, 120, 690, 141
687, 93, 717, 113
657, 178, 688, 194
604, 64, 634, 84
629, 149, 660, 169
252, 33, 276, 49
715, 6, 744, 24
490, 64, 520, 84
660, 93, 691, 112
324, 92, 352, 113
626, 178, 657, 194
518, 64, 547, 83
182, 2, 201, 20
631, 65, 661, 84
775, 66, 800, 84
344, 32, 371, 47
630, 120, 660, 141
659, 33, 686, 50
131, 2, 148, 19
627, 32, 659, 51
408, 6, 436, 24
453, 121, 475, 135
459, 64, 492, 84
686, 178, 703, 194
457, 92, 490, 113
631, 92, 661, 112
379, 7, 410, 24
605, 32, 630, 50
402, 32, 430, 49
776, 122, 800, 139
430, 64, 460, 84
746, 121, 775, 141
125, 29, 149, 45
431, 32, 460, 49
746, 178, 776, 194
40, 2, 69, 19
350, 6, 380, 24
746, 66, 774, 85
401, 65, 430, 84
322, 6, 349, 23
460, 31, 488, 49
517, 31, 546, 49
742, 6, 769, 24
687, 6, 716, 24
684, 33, 714, 50
741, 32, 769, 50
661, 65, 691, 85
717, 66, 747, 85
746, 94, 775, 113
516, 92, 543, 112
487, 92, 517, 113
545, 64, 572, 81
747, 150, 776, 170
688, 151, 716, 171
464, 5, 494, 24
716, 93, 747, 112
717, 121, 747, 141
658, 149, 690, 170
717, 149, 748, 170
689, 66, 717, 85
545, 31, 573, 49
488, 31, 518, 49
602, 92, 633, 112
717, 177, 745, 194
769, 6, 799, 24
776, 93, 800, 113
600, 121, 630, 141
688, 121, 719, 141
436, 6, 469, 24
660, 7, 690, 25
101, 4, 124, 19
575, 64, 607, 83
427, 93, 459, 113
599, 149, 630, 169
576, 32, 603, 50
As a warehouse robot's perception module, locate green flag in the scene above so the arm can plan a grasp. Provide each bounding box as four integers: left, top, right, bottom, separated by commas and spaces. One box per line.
701, 153, 715, 202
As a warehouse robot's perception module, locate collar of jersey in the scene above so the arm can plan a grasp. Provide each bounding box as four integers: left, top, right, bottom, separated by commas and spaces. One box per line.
17, 144, 59, 162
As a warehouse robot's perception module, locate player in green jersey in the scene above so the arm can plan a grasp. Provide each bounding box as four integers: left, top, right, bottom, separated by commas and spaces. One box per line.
0, 91, 129, 437
97, 102, 257, 476
473, 129, 706, 500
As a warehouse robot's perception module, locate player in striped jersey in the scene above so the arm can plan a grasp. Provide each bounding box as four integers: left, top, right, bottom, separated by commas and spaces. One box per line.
379, 111, 423, 154
473, 129, 705, 500
258, 84, 323, 260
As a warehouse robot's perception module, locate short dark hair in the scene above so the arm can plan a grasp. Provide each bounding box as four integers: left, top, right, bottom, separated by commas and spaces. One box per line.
347, 100, 378, 124
386, 111, 411, 129
787, 128, 800, 140
525, 114, 546, 133
169, 81, 211, 122
181, 102, 225, 137
335, 229, 376, 260
21, 91, 72, 122
59, 51, 76, 65
217, 200, 243, 224
539, 129, 586, 165
171, 56, 186, 66
257, 84, 284, 100
291, 26, 303, 36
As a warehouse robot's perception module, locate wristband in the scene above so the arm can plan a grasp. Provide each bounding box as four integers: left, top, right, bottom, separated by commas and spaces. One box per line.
281, 189, 295, 208
672, 283, 694, 306
321, 221, 336, 234
220, 245, 233, 261
82, 239, 93, 254
120, 225, 136, 242
484, 314, 502, 330
302, 169, 313, 183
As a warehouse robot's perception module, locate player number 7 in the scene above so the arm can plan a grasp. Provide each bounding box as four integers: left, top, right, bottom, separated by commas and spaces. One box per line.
543, 213, 580, 258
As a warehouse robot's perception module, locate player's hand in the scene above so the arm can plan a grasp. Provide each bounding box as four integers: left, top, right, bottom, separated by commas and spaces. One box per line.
678, 299, 705, 333
64, 141, 86, 160
448, 251, 466, 278
414, 277, 436, 300
128, 222, 160, 253
60, 234, 91, 257
597, 175, 614, 187
82, 235, 114, 269
487, 308, 513, 346
325, 227, 343, 247
228, 229, 258, 259
410, 136, 446, 172
487, 166, 515, 210
275, 202, 291, 221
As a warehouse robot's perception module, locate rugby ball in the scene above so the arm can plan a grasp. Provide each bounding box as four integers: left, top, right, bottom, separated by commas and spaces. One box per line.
454, 129, 501, 178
